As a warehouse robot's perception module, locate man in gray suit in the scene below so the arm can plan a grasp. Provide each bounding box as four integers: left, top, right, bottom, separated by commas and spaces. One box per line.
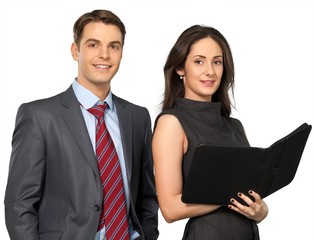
4, 10, 159, 240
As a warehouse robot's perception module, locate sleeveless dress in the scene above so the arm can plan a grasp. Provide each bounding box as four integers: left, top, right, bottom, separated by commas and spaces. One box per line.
155, 98, 260, 240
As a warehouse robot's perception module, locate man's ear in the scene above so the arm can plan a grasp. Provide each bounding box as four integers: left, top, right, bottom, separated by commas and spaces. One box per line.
71, 42, 79, 61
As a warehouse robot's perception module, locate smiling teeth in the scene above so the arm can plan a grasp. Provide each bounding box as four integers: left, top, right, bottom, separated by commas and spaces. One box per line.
95, 65, 109, 69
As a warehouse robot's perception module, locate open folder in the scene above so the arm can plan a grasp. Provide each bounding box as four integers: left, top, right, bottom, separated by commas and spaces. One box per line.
181, 123, 312, 205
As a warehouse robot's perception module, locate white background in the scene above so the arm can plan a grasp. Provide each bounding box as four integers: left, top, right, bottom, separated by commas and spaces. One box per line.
1, 0, 313, 239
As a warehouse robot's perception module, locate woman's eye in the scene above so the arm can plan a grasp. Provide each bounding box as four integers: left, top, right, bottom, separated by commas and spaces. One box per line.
195, 60, 204, 64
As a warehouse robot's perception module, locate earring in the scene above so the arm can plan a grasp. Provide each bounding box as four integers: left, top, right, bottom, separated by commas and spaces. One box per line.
180, 75, 183, 79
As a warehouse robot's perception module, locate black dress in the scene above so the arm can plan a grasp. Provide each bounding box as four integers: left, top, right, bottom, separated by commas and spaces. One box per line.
155, 98, 260, 240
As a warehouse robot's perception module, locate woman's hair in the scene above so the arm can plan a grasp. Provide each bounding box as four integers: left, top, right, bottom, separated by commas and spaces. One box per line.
73, 9, 126, 48
162, 25, 235, 117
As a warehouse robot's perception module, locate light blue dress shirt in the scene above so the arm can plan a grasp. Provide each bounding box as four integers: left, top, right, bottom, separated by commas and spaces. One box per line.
72, 80, 139, 240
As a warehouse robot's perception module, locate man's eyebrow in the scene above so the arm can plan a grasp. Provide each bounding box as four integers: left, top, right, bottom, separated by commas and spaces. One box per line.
84, 38, 100, 44
83, 39, 122, 45
110, 40, 122, 45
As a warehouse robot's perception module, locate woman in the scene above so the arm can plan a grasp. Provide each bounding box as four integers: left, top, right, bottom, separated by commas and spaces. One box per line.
152, 25, 268, 240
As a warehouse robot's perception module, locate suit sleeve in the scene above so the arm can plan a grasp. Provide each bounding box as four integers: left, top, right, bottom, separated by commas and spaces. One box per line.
4, 103, 44, 240
137, 111, 159, 240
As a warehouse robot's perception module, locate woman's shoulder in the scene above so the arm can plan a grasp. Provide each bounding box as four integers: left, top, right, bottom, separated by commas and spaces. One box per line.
153, 110, 181, 132
227, 116, 246, 133
228, 116, 243, 125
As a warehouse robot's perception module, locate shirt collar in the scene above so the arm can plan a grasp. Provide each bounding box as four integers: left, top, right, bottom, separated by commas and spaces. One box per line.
72, 79, 114, 112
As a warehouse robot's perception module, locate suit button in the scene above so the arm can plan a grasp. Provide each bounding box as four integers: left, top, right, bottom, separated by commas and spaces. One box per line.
94, 205, 100, 211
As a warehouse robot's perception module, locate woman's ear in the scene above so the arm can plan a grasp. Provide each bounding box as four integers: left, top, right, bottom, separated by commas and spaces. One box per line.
175, 68, 185, 78
71, 42, 79, 61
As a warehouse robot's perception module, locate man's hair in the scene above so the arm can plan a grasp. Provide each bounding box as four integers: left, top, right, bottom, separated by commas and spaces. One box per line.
73, 9, 126, 47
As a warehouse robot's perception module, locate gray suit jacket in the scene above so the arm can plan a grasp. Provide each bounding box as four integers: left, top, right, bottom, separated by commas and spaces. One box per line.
4, 86, 159, 240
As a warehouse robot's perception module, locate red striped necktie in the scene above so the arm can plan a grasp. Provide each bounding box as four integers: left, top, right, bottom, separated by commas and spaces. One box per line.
88, 103, 130, 240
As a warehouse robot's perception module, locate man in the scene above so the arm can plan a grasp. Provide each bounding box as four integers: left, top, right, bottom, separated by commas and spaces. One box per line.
4, 9, 159, 240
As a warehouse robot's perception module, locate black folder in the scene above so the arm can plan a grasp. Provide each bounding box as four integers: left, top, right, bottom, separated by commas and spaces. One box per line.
181, 123, 312, 205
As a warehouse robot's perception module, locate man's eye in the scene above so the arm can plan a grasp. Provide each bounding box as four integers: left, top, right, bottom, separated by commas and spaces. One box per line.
89, 43, 97, 48
110, 44, 120, 50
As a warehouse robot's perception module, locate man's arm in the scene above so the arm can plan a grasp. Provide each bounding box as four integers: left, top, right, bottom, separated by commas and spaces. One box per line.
4, 103, 45, 240
137, 111, 159, 239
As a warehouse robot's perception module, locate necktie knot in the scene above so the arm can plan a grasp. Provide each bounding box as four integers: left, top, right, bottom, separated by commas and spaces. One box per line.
88, 103, 108, 119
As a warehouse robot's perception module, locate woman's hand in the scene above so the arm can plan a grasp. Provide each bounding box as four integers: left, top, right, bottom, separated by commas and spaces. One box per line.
228, 190, 268, 223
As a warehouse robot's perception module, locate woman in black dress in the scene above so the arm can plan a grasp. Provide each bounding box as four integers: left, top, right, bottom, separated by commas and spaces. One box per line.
152, 25, 268, 240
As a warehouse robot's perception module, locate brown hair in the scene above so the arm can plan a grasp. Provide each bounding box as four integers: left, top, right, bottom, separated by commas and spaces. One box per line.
73, 9, 126, 48
162, 25, 235, 117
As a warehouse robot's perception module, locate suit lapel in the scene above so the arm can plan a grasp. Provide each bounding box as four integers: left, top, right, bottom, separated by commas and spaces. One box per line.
61, 86, 99, 176
113, 95, 133, 182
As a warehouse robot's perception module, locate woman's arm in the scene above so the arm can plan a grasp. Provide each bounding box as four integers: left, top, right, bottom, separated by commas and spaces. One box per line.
228, 190, 269, 223
152, 114, 220, 223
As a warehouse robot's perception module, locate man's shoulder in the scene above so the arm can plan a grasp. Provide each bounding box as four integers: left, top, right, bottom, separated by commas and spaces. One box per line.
19, 86, 72, 110
113, 94, 148, 113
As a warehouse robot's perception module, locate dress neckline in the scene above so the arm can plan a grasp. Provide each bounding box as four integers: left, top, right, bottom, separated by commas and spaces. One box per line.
174, 98, 222, 113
